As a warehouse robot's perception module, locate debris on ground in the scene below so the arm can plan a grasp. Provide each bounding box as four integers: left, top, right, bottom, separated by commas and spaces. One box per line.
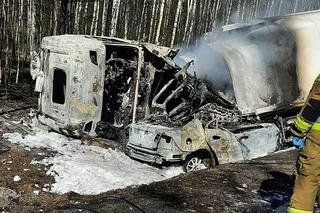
0, 144, 10, 154
0, 187, 18, 208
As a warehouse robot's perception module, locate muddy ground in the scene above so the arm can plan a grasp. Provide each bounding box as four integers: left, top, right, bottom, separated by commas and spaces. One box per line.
0, 86, 299, 213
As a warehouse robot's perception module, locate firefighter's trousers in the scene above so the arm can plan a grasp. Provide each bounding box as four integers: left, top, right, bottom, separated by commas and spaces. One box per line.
289, 137, 320, 211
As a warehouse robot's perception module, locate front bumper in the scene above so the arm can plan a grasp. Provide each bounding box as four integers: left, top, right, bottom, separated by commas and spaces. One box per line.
127, 147, 164, 164
126, 145, 186, 164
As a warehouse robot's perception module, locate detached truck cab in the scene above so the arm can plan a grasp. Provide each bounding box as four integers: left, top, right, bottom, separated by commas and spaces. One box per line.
35, 35, 144, 137
33, 35, 179, 139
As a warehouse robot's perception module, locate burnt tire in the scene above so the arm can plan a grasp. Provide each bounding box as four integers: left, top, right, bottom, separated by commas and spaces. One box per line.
183, 152, 215, 172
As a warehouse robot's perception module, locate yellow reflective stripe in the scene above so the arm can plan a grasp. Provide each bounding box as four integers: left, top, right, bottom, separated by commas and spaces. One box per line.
287, 207, 312, 213
312, 123, 320, 130
294, 116, 312, 131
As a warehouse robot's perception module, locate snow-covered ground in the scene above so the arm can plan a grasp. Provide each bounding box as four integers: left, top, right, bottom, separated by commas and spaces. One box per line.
3, 131, 183, 195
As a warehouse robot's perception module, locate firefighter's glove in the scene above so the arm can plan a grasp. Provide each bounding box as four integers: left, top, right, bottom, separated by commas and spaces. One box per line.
291, 137, 305, 149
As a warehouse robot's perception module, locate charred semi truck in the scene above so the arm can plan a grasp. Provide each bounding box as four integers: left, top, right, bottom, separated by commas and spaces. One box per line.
32, 11, 320, 171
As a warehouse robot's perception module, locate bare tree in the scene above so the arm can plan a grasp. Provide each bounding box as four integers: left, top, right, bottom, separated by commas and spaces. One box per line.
226, 0, 233, 24
53, 0, 59, 35
155, 0, 166, 44
16, 0, 24, 84
138, 0, 146, 40
187, 0, 196, 44
5, 0, 9, 70
148, 0, 157, 42
110, 0, 121, 37
101, 0, 109, 36
124, 1, 129, 39
170, 0, 183, 47
74, 0, 81, 34
90, 0, 98, 35
183, 0, 193, 42
29, 0, 36, 56
1, 0, 320, 82
94, 0, 100, 35
84, 0, 89, 34
0, 0, 6, 84
59, 0, 68, 34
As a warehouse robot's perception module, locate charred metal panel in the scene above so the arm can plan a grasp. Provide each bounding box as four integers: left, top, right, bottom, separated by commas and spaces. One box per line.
210, 23, 298, 115
128, 118, 246, 165
179, 119, 208, 152
39, 35, 106, 136
205, 128, 244, 164
235, 123, 280, 160
209, 11, 320, 115
128, 122, 184, 163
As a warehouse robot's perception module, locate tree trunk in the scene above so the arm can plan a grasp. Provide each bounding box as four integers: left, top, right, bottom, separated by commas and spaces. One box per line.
5, 0, 9, 70
241, 0, 246, 22
0, 0, 6, 84
59, 0, 68, 34
226, 0, 233, 24
84, 0, 88, 34
293, 0, 298, 12
16, 0, 24, 84
90, 0, 97, 35
32, 0, 36, 52
148, 0, 156, 42
137, 0, 146, 40
39, 0, 42, 41
183, 0, 193, 42
110, 0, 120, 37
101, 0, 108, 36
155, 0, 165, 44
278, 0, 283, 15
187, 0, 196, 45
124, 1, 129, 39
94, 0, 100, 35
0, 0, 2, 83
170, 0, 182, 47
53, 0, 59, 35
142, 0, 149, 40
74, 0, 80, 33
77, 1, 83, 34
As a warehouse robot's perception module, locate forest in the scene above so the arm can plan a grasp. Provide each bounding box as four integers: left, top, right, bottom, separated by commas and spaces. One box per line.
0, 0, 320, 84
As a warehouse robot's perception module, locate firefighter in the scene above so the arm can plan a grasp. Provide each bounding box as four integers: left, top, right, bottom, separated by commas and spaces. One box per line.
288, 74, 320, 213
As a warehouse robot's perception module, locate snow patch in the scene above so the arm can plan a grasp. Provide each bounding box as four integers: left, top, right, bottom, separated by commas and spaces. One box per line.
3, 132, 183, 195
33, 190, 40, 195
13, 175, 21, 182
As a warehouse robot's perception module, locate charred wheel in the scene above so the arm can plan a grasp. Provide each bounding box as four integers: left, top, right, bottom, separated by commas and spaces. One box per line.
183, 150, 216, 172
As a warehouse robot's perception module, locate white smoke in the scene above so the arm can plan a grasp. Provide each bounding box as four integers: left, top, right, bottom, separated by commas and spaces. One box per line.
175, 37, 234, 99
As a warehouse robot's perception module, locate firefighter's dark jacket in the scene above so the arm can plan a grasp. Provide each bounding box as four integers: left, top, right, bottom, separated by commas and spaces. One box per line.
291, 74, 320, 144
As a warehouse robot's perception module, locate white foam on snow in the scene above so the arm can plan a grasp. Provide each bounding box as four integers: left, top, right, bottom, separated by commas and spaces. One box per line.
3, 131, 183, 195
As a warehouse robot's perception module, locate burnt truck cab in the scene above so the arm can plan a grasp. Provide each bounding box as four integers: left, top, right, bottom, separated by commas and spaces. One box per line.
34, 35, 180, 139
34, 35, 145, 137
36, 36, 107, 136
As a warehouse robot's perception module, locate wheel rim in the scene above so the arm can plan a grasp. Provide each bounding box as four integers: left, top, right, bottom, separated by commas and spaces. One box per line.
186, 157, 208, 172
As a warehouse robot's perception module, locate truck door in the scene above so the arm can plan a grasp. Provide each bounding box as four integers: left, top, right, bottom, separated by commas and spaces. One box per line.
38, 36, 106, 136
41, 51, 71, 124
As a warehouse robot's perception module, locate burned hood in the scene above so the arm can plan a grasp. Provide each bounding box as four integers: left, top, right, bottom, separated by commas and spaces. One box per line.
142, 43, 178, 68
